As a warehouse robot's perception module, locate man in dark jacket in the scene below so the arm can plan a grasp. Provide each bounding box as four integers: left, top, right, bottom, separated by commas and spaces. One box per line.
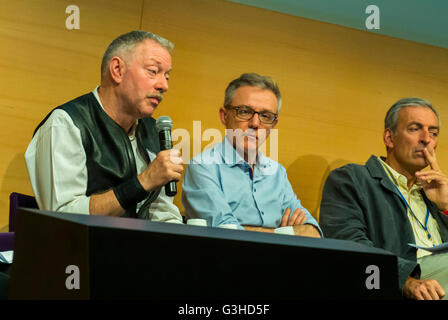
320, 97, 448, 300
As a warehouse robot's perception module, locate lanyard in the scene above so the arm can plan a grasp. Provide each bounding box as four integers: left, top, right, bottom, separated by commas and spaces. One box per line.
393, 185, 434, 245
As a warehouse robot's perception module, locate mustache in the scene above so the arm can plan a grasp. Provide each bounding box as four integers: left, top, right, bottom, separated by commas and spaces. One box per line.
147, 93, 163, 102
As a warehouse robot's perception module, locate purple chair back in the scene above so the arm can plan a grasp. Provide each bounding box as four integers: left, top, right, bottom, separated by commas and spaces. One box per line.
0, 232, 14, 251
8, 192, 38, 232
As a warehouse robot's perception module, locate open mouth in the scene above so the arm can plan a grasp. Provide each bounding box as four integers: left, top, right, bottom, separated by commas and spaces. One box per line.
149, 98, 160, 105
147, 95, 162, 105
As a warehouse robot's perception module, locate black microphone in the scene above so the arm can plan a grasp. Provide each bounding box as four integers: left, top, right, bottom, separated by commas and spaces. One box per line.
156, 116, 177, 196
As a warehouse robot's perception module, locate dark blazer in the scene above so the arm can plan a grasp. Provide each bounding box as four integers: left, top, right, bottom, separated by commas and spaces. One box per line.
320, 155, 448, 289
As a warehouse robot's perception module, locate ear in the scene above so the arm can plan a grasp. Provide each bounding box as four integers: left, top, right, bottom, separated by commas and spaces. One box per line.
383, 129, 394, 149
271, 117, 279, 128
219, 107, 227, 126
109, 57, 125, 84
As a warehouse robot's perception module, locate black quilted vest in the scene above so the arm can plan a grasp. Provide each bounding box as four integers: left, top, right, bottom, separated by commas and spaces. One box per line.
34, 92, 160, 217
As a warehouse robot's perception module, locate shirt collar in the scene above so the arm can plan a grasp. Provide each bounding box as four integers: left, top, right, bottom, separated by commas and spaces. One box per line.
221, 137, 246, 167
92, 86, 104, 110
92, 86, 138, 137
378, 156, 422, 192
220, 137, 272, 170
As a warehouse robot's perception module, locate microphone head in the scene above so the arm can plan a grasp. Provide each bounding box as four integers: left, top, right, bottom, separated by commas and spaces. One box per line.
156, 116, 173, 132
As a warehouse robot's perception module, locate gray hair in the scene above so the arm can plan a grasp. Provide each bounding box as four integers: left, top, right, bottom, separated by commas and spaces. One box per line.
224, 73, 282, 113
101, 30, 174, 81
385, 97, 440, 133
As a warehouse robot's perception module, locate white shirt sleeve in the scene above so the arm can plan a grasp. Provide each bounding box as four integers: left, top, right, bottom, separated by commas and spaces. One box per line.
148, 187, 183, 223
25, 109, 90, 214
25, 102, 183, 222
137, 149, 183, 223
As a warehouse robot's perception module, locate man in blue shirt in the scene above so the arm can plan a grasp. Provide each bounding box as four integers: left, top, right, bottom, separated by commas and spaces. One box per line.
182, 73, 321, 237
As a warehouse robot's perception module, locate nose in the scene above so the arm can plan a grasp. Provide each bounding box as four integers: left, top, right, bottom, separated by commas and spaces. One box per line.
248, 112, 260, 129
419, 129, 431, 145
155, 74, 169, 93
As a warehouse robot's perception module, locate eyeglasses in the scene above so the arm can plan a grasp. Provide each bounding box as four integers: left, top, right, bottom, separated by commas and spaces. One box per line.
225, 105, 278, 124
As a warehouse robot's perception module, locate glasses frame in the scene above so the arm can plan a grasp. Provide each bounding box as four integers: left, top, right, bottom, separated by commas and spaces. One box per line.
225, 105, 278, 125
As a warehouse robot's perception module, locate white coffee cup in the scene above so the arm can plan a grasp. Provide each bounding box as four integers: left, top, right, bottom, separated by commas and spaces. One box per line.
187, 218, 207, 226
218, 224, 238, 230
274, 226, 295, 235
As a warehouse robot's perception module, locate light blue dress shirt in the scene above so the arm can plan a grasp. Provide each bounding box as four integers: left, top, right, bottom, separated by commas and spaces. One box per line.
182, 138, 322, 234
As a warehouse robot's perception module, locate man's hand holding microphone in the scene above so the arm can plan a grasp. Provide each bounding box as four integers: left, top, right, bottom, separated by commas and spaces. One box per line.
138, 116, 183, 195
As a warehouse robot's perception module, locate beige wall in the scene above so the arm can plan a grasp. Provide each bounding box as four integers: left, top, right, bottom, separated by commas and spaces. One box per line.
0, 0, 143, 229
1, 0, 447, 229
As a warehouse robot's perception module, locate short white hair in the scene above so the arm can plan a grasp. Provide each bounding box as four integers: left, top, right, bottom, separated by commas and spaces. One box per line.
100, 30, 174, 81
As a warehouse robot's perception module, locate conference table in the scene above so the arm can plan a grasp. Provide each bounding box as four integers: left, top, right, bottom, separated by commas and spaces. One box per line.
8, 208, 399, 299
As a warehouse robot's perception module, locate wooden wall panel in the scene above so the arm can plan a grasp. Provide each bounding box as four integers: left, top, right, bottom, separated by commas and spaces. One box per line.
0, 0, 447, 229
141, 0, 448, 218
0, 0, 143, 229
